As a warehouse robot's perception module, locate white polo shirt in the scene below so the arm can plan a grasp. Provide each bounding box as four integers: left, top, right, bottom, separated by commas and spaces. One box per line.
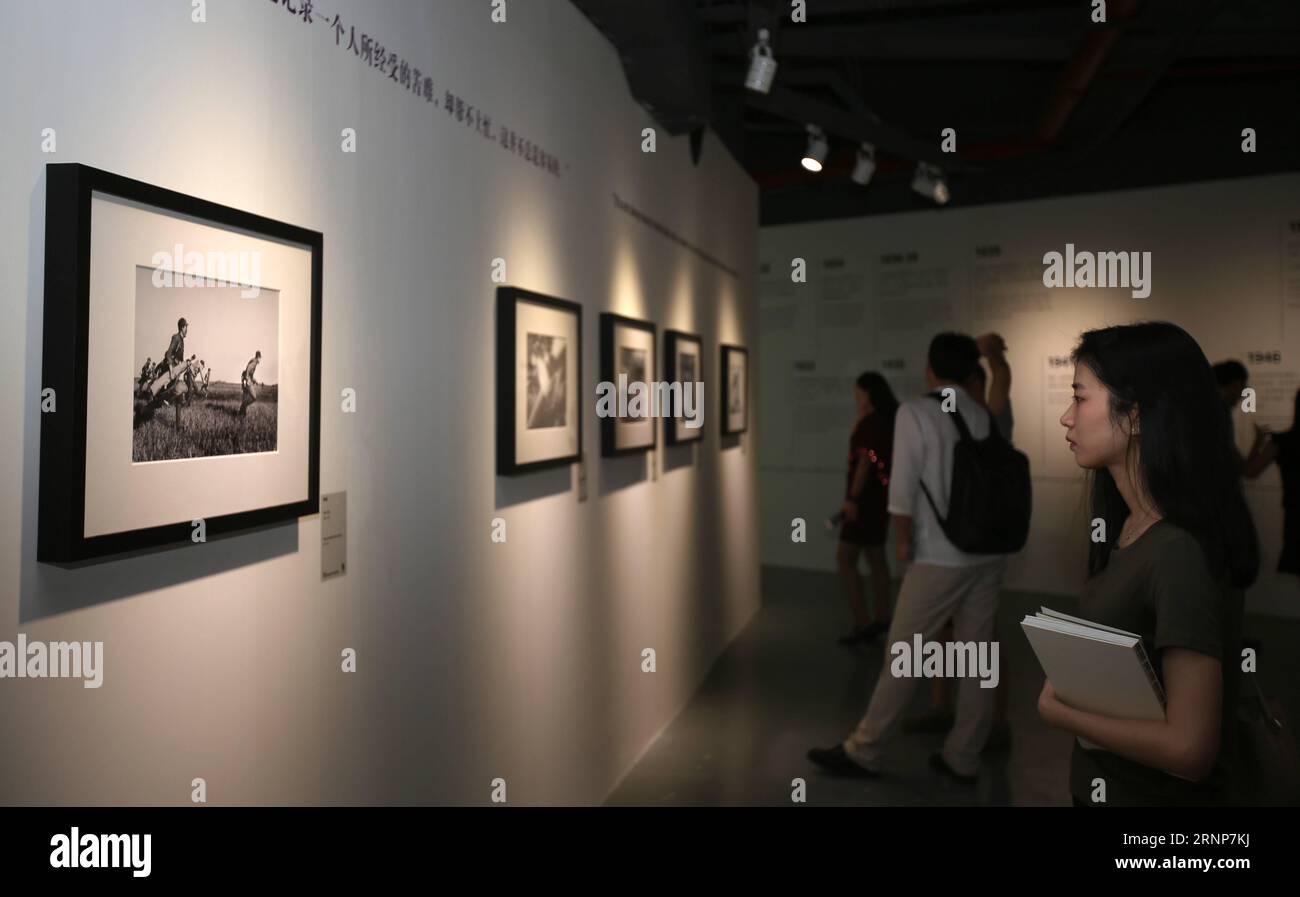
887, 385, 1009, 568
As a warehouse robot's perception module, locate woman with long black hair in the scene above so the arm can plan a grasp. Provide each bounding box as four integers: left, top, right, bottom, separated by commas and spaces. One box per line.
1042, 321, 1258, 806
836, 371, 899, 645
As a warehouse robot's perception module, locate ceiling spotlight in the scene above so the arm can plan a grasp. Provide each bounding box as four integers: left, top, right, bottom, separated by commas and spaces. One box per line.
850, 143, 876, 186
745, 28, 777, 94
802, 125, 828, 172
911, 162, 950, 205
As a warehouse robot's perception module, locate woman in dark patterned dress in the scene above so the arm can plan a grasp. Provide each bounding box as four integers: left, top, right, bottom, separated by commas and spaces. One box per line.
837, 372, 898, 645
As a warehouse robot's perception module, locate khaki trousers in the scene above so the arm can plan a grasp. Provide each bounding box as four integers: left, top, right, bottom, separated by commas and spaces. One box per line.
842, 558, 1005, 778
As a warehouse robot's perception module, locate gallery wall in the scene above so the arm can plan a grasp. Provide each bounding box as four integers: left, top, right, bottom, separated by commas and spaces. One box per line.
0, 0, 759, 804
759, 173, 1300, 620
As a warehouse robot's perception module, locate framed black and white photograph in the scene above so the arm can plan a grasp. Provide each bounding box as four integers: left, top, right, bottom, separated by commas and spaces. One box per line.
721, 344, 748, 436
38, 163, 323, 564
132, 267, 280, 461
600, 313, 657, 456
664, 329, 704, 445
497, 286, 582, 475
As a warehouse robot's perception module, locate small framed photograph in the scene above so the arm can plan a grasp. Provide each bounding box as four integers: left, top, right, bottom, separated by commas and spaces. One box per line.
497, 286, 582, 475
720, 344, 749, 435
600, 313, 657, 456
38, 163, 322, 564
663, 330, 704, 445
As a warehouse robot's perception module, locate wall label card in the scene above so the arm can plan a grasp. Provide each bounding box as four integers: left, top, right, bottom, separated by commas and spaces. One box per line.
321, 491, 346, 579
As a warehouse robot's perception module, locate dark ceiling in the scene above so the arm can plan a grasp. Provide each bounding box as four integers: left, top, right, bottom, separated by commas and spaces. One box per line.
570, 0, 1300, 225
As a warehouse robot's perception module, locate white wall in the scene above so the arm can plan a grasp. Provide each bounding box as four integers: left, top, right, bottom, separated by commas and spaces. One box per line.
0, 0, 760, 804
759, 173, 1300, 620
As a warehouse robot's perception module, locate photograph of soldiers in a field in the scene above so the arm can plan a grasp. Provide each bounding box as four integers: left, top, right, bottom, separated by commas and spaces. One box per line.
132, 266, 279, 462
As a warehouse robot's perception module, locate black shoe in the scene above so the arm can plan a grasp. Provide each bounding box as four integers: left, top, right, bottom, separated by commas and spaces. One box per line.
928, 752, 977, 785
838, 618, 892, 646
807, 745, 881, 778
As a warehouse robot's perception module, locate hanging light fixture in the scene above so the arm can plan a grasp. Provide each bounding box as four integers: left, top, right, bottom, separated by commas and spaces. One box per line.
911, 162, 950, 204
745, 28, 777, 94
802, 125, 829, 172
850, 143, 876, 186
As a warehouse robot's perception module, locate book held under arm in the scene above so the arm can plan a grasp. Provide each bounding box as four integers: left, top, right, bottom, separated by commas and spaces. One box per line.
1021, 607, 1165, 751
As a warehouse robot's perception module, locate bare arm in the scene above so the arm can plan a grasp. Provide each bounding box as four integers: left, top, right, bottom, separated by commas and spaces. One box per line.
892, 514, 914, 564
886, 405, 921, 564
847, 455, 869, 500
1039, 648, 1223, 781
977, 333, 1011, 418
985, 354, 1011, 419
1241, 428, 1277, 480
841, 455, 869, 521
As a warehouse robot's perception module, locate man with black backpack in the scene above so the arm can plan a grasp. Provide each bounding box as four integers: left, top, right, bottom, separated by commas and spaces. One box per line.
809, 332, 1031, 785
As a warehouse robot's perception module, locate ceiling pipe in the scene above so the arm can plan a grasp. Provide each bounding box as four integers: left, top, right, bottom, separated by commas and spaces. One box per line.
1035, 0, 1141, 145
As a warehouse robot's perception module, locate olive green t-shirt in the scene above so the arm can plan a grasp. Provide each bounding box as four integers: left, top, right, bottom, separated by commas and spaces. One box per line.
1069, 520, 1242, 806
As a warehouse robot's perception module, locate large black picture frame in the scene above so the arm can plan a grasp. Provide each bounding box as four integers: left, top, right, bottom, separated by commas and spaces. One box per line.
496, 286, 584, 475
600, 312, 658, 457
37, 163, 323, 565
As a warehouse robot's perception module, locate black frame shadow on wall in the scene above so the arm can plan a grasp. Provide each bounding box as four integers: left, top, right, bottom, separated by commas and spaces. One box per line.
720, 344, 748, 436
38, 163, 323, 565
600, 312, 657, 457
496, 286, 583, 475
663, 329, 704, 446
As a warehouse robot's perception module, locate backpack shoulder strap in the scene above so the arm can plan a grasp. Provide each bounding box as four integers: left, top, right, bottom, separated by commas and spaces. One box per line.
926, 391, 974, 442
918, 478, 946, 525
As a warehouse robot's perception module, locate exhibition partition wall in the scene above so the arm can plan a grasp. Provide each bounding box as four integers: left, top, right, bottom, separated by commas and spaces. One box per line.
0, 1, 759, 804
758, 172, 1300, 620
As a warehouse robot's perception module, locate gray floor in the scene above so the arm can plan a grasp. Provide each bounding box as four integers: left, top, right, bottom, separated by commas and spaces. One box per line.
605, 565, 1300, 806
